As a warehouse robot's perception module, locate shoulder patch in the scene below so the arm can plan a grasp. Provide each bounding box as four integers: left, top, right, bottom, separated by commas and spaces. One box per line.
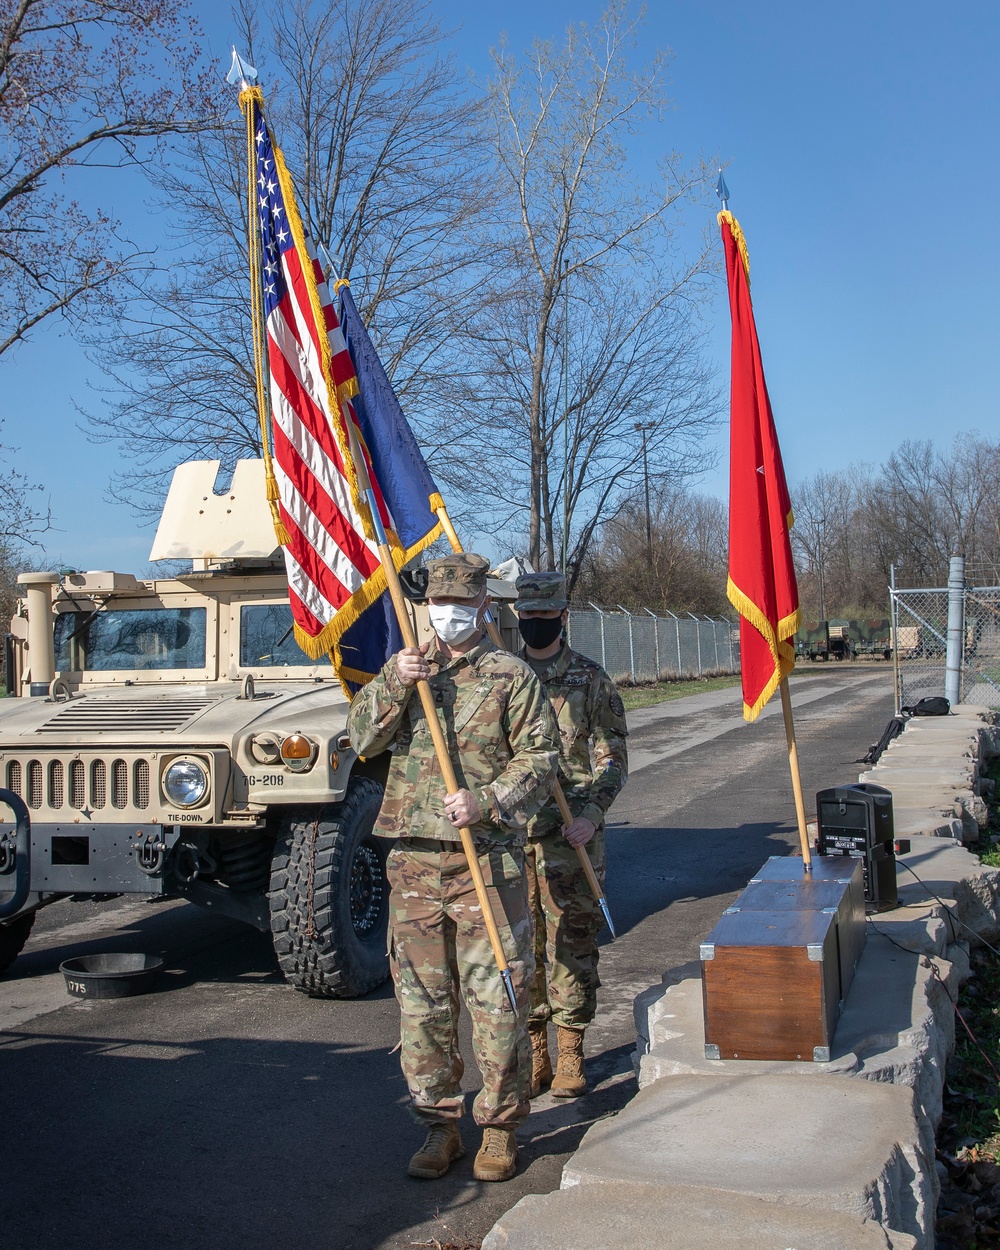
609, 690, 625, 718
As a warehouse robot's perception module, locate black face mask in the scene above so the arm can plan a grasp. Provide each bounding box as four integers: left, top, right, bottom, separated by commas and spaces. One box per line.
518, 616, 564, 650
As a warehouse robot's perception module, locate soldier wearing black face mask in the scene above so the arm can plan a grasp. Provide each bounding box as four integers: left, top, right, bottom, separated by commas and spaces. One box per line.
513, 571, 629, 1099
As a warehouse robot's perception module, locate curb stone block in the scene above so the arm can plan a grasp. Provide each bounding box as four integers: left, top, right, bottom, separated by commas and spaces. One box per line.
482, 1184, 918, 1249
560, 1074, 933, 1247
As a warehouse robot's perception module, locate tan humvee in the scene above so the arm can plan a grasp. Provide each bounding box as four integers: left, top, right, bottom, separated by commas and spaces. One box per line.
0, 460, 517, 997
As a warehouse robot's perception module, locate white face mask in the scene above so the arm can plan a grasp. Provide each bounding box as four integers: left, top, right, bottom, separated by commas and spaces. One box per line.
428, 599, 482, 645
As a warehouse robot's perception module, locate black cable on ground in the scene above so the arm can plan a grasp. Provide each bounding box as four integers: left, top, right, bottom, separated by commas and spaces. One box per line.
896, 859, 1000, 959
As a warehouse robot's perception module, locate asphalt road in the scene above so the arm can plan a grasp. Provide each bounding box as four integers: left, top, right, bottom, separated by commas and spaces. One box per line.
0, 666, 896, 1250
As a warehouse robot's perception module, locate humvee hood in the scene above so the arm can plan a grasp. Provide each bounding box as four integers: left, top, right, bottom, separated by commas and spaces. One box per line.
0, 682, 350, 745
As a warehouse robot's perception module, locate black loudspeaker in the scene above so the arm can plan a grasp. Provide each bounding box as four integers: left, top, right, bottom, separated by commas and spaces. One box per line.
815, 783, 897, 912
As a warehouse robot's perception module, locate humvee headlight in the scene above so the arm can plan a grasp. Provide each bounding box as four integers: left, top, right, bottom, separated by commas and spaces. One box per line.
280, 733, 316, 773
163, 759, 209, 808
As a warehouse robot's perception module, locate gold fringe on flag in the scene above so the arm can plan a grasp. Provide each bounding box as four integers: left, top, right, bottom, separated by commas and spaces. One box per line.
718, 209, 751, 285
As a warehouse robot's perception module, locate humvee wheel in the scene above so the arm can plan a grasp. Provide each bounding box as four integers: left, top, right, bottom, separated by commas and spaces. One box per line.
0, 910, 36, 975
268, 778, 389, 998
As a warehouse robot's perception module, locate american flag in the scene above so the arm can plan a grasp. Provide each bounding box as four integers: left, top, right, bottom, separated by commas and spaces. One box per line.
252, 107, 397, 661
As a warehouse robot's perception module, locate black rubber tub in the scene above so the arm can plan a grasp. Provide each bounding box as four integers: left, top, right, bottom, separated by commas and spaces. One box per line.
59, 953, 165, 999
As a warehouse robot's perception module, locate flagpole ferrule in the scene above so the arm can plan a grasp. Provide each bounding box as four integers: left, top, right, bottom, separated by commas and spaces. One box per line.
599, 897, 617, 939
500, 968, 518, 1014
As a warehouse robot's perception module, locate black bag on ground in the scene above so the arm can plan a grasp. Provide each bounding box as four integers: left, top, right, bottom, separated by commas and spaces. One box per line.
905, 696, 951, 717
857, 715, 907, 765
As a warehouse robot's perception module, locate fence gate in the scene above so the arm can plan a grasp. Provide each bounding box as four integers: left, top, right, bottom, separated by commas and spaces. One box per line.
890, 580, 1000, 711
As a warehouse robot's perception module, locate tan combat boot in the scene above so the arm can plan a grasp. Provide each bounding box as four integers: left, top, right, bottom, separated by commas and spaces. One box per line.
407, 1120, 464, 1179
550, 1025, 587, 1097
528, 1019, 553, 1098
473, 1125, 518, 1182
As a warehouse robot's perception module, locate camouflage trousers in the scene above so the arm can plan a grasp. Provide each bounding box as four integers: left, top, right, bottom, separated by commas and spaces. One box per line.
524, 829, 605, 1030
386, 838, 533, 1127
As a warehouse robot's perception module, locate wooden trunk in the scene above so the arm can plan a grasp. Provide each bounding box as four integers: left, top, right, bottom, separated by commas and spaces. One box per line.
702, 908, 841, 1062
749, 854, 865, 920
732, 866, 866, 1002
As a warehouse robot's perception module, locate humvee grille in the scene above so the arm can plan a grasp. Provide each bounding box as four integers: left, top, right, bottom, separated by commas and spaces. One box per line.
38, 699, 213, 735
49, 760, 63, 809
112, 758, 128, 809
4, 752, 155, 817
69, 760, 85, 808
27, 760, 42, 809
134, 760, 150, 809
91, 760, 107, 809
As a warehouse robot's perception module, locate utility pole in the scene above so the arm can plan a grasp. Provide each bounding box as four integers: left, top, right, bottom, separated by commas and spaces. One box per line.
635, 421, 655, 564
817, 547, 826, 622
562, 259, 570, 576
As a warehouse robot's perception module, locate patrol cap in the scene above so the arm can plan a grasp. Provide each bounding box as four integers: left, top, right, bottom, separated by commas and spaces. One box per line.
424, 552, 491, 600
514, 570, 568, 612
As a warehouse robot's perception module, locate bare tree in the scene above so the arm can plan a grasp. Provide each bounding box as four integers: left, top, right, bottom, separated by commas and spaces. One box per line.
789, 434, 1000, 617
472, 1, 720, 574
0, 427, 47, 547
576, 480, 729, 614
0, 0, 216, 357
84, 0, 491, 515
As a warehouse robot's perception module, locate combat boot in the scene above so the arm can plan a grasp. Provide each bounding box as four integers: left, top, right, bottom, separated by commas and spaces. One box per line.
528, 1019, 553, 1097
550, 1025, 587, 1097
407, 1120, 464, 1179
473, 1125, 518, 1182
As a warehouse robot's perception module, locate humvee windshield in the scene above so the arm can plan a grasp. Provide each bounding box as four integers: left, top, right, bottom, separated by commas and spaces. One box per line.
240, 603, 314, 667
54, 607, 207, 671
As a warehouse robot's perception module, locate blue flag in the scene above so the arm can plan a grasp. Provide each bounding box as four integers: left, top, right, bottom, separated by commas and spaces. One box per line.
335, 285, 444, 695
338, 286, 443, 547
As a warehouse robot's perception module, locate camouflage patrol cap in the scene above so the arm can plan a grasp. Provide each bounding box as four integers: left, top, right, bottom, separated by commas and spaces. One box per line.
424, 552, 491, 600
514, 570, 568, 612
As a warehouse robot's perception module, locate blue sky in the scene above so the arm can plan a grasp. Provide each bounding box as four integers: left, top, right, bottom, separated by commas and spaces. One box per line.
4, 1, 998, 571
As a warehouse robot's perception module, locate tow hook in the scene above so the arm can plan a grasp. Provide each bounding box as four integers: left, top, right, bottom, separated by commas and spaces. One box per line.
137, 838, 167, 876
175, 840, 217, 884
0, 788, 31, 919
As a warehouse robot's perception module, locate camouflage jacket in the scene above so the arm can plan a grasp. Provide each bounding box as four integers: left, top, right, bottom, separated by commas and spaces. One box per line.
522, 644, 629, 837
347, 635, 559, 845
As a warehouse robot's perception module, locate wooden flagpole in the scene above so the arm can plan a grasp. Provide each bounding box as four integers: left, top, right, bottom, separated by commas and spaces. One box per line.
230, 54, 517, 1007
779, 677, 813, 869
346, 434, 519, 1011
436, 503, 616, 936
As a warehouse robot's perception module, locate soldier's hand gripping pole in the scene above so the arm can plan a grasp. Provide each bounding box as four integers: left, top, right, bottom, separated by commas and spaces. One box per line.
436, 504, 616, 939
349, 443, 519, 1012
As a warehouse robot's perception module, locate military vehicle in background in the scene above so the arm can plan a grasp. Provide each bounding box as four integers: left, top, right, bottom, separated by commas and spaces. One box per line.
0, 461, 517, 994
853, 619, 892, 661
827, 620, 856, 661
795, 620, 830, 662
796, 618, 894, 662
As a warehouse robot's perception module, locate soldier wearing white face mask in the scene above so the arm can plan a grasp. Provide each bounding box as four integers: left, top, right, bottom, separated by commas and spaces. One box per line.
347, 552, 559, 1183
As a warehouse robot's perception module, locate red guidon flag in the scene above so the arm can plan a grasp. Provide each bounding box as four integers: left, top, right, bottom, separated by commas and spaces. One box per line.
720, 210, 800, 721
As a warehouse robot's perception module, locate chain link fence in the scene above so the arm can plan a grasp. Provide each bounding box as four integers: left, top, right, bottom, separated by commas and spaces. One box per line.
891, 583, 1000, 710
566, 606, 739, 684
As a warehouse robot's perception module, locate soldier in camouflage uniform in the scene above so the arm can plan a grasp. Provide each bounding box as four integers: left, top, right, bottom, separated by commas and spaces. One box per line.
514, 572, 629, 1098
347, 552, 559, 1183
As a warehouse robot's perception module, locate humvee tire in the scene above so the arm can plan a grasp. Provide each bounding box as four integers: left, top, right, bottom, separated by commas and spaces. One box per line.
268, 777, 389, 998
0, 909, 36, 975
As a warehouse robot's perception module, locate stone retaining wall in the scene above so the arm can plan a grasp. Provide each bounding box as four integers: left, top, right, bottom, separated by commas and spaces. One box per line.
484, 705, 1000, 1250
